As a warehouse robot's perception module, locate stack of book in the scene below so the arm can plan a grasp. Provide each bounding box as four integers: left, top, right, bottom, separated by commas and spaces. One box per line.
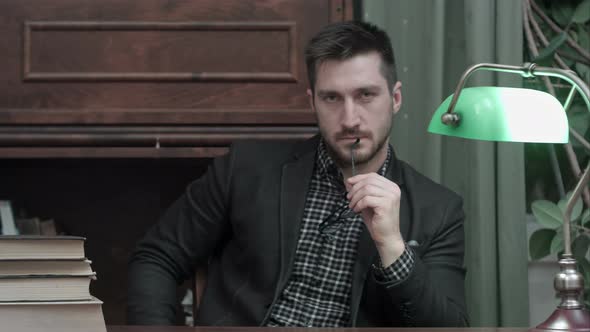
0, 235, 106, 332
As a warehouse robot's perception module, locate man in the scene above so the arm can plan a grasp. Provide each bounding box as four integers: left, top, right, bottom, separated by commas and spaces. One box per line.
127, 21, 467, 327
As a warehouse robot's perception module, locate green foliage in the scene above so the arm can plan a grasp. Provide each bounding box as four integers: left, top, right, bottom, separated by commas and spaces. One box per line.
550, 0, 575, 26
529, 193, 590, 307
527, 0, 590, 308
557, 191, 584, 220
573, 235, 590, 260
534, 32, 569, 65
550, 227, 565, 254
532, 200, 564, 228
572, 0, 590, 23
529, 228, 556, 259
529, 193, 588, 260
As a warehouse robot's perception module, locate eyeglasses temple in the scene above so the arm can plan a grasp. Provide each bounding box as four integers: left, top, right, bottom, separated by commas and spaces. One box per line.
351, 138, 360, 176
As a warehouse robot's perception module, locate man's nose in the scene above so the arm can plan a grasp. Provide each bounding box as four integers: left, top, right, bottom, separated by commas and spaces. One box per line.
341, 98, 360, 128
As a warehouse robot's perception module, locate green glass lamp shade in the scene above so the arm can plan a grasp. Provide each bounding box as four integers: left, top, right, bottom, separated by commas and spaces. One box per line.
428, 87, 569, 143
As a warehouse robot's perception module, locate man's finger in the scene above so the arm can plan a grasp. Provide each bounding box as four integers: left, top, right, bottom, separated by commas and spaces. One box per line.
348, 184, 393, 209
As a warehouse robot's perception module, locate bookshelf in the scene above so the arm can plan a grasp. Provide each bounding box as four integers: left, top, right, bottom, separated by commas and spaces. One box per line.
0, 158, 210, 323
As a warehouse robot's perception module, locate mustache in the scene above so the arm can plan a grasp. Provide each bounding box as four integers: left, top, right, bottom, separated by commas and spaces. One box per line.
335, 130, 370, 139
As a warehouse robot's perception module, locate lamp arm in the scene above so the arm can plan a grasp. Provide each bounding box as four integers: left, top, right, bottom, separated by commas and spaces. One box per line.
530, 65, 590, 115
443, 63, 590, 126
443, 63, 539, 124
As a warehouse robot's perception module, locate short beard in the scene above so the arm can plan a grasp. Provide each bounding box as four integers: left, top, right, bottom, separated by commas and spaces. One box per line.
324, 134, 389, 170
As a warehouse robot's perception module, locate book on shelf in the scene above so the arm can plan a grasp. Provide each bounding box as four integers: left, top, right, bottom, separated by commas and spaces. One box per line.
15, 217, 59, 236
0, 273, 96, 302
0, 235, 86, 260
0, 297, 106, 332
0, 200, 18, 235
39, 218, 58, 236
14, 217, 41, 235
0, 259, 93, 277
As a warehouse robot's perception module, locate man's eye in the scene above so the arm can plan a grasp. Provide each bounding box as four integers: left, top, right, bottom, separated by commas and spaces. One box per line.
322, 95, 339, 102
360, 91, 375, 100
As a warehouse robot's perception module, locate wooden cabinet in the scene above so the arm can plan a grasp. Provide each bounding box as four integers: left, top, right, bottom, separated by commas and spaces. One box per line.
0, 0, 355, 158
0, 0, 355, 325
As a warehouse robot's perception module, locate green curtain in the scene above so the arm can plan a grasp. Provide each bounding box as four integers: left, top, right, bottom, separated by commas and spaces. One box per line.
364, 0, 529, 327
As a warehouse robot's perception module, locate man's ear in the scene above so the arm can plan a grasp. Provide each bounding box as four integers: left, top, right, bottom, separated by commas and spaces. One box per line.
307, 88, 316, 112
391, 81, 402, 114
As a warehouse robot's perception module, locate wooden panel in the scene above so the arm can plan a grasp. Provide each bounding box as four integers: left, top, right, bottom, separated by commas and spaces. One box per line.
0, 108, 313, 125
24, 21, 297, 82
330, 0, 355, 22
0, 0, 338, 129
0, 147, 229, 159
0, 126, 317, 147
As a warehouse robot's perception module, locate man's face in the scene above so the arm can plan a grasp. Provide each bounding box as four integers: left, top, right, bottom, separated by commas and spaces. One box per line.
309, 52, 402, 169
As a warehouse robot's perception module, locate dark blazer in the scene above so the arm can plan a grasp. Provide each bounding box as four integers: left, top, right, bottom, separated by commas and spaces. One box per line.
127, 135, 468, 327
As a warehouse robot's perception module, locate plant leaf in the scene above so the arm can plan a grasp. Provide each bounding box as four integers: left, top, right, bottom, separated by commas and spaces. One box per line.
572, 235, 590, 261
581, 209, 590, 226
558, 191, 584, 222
577, 23, 590, 50
576, 63, 590, 86
568, 111, 590, 152
552, 1, 575, 26
572, 0, 590, 23
532, 200, 564, 228
530, 228, 557, 260
534, 32, 569, 63
551, 229, 565, 254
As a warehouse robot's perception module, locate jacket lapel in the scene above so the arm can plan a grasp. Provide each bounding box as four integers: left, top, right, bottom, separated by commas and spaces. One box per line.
275, 136, 318, 293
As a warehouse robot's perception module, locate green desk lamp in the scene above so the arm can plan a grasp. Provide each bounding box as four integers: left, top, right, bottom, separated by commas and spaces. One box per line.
428, 62, 590, 331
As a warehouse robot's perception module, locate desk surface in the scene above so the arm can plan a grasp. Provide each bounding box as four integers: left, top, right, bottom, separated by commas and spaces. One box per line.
108, 326, 529, 332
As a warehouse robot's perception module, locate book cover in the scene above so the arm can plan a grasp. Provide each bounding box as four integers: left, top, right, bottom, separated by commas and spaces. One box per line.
0, 235, 86, 260
0, 298, 106, 332
0, 259, 94, 277
0, 274, 95, 302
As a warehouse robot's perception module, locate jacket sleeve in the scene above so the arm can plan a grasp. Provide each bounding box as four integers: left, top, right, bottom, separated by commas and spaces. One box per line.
377, 196, 468, 327
126, 147, 234, 325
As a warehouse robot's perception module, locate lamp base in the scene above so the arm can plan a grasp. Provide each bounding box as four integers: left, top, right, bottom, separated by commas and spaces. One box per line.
531, 307, 590, 331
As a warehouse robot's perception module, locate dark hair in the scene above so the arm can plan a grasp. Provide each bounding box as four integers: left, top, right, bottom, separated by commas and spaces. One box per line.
305, 21, 397, 93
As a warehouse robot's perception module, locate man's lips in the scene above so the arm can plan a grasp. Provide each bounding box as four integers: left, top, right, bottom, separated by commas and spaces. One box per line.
338, 136, 368, 141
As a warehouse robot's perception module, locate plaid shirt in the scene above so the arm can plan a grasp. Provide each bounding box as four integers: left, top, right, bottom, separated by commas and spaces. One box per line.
265, 140, 414, 327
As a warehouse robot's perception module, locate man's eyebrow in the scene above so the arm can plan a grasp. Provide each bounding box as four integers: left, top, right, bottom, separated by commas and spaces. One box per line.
316, 85, 383, 96
356, 85, 382, 92
316, 90, 340, 97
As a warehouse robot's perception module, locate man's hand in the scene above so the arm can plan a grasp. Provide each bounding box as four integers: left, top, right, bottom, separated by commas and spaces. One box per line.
346, 173, 405, 266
